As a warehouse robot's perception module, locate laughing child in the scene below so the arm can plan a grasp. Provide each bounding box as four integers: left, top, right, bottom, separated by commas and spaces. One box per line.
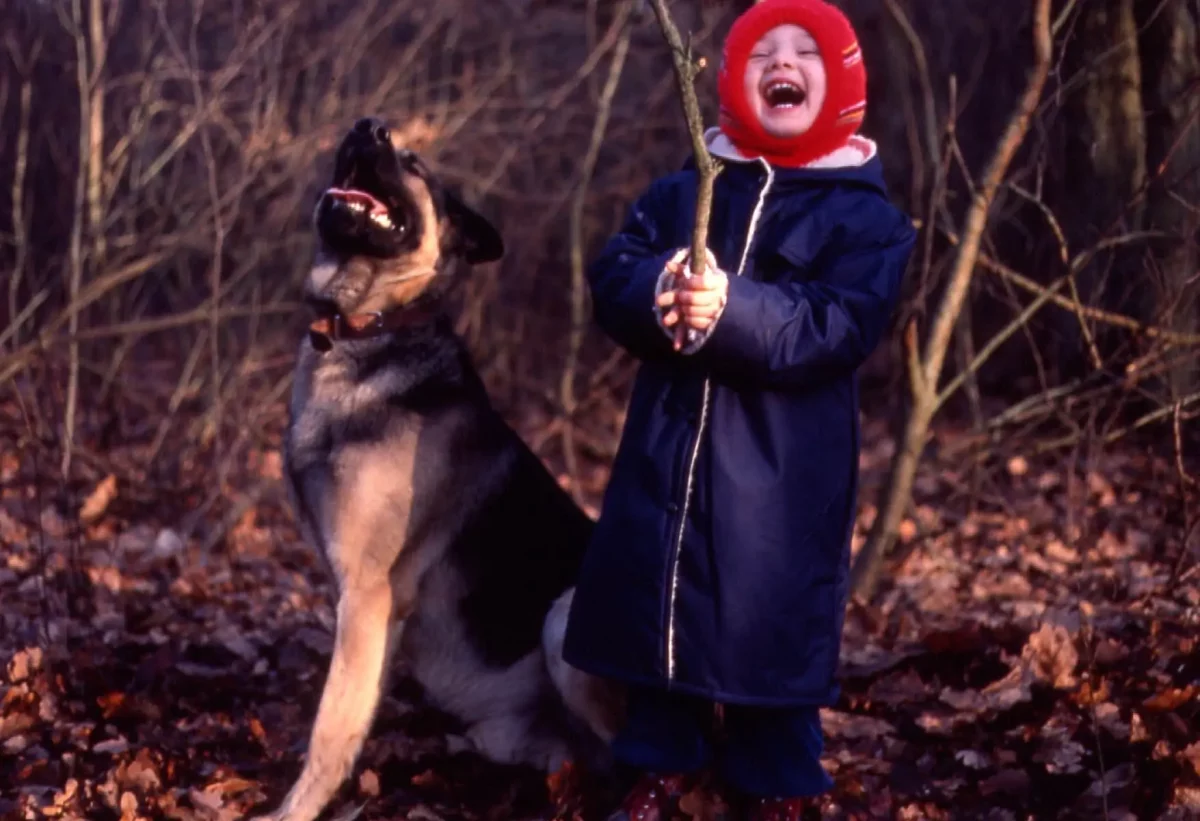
562, 1, 917, 819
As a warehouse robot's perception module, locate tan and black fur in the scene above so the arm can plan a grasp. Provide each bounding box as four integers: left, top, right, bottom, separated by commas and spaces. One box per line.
250, 119, 622, 821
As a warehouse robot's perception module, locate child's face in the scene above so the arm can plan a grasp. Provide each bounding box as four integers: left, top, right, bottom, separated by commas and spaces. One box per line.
742, 25, 826, 139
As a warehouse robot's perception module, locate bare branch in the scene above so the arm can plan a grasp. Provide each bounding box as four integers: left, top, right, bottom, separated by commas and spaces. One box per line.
941, 228, 1200, 345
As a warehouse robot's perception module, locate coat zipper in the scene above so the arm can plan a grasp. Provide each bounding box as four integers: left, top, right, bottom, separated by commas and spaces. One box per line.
664, 160, 775, 683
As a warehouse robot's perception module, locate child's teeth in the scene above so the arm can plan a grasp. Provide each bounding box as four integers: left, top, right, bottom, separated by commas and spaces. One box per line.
370, 213, 393, 229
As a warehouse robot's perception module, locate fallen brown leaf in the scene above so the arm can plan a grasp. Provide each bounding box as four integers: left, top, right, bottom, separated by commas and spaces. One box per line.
97, 691, 127, 719
1142, 686, 1196, 712
821, 709, 896, 741
80, 474, 119, 523
410, 769, 440, 789
678, 786, 730, 821
7, 646, 43, 682
206, 776, 257, 797
359, 769, 380, 798
1180, 741, 1200, 777
1023, 622, 1079, 689
1171, 785, 1200, 811
249, 716, 268, 745
980, 769, 1031, 797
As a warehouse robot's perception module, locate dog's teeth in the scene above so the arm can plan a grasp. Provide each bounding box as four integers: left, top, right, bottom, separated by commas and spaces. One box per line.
370, 213, 393, 229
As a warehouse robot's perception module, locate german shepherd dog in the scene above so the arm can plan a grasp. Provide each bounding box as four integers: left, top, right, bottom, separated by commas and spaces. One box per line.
252, 118, 622, 821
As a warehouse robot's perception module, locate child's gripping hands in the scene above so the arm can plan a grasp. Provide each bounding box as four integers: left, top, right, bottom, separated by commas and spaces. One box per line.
654, 249, 730, 352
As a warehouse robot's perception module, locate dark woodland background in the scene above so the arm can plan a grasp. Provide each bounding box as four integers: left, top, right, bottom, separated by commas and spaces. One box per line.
1, 1, 1198, 819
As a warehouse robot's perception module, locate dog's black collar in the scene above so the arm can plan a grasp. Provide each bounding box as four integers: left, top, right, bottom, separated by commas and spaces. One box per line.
308, 305, 440, 352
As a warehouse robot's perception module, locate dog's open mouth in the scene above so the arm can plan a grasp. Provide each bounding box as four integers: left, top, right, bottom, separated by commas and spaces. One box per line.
325, 187, 398, 232
316, 119, 423, 258
763, 81, 807, 109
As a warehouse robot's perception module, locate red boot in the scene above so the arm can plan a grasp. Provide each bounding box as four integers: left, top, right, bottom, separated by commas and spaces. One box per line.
743, 796, 811, 821
605, 772, 691, 821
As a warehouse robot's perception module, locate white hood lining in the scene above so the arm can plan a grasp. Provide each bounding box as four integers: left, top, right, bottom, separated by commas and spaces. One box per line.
703, 127, 877, 169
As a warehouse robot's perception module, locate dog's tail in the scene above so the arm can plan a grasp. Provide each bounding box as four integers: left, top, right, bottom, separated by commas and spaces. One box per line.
542, 588, 626, 745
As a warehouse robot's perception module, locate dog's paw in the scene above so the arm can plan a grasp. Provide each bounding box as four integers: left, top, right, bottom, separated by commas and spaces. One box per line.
464, 716, 523, 764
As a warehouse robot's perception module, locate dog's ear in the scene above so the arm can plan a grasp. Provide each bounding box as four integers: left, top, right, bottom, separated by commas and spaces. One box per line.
444, 190, 504, 265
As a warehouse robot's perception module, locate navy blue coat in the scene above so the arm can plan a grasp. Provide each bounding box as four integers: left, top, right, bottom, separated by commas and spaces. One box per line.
562, 141, 917, 706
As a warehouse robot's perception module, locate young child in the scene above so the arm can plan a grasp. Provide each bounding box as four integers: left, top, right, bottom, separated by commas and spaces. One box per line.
562, 1, 916, 819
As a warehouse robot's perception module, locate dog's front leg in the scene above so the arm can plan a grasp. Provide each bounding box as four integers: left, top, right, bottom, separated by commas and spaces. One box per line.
253, 581, 395, 821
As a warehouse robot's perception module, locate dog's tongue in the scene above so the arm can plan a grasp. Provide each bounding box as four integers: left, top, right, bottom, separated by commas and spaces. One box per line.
326, 187, 389, 215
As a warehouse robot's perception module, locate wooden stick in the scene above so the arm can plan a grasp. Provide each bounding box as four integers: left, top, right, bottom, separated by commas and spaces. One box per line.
647, 0, 721, 275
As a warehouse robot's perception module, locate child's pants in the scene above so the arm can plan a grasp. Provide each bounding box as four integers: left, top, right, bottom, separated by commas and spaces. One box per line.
610, 685, 834, 798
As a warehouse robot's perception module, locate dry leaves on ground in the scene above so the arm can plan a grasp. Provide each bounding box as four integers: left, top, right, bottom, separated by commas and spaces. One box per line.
1, 416, 1197, 820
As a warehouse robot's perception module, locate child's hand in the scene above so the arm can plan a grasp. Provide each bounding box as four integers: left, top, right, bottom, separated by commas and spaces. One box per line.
656, 253, 729, 334
674, 268, 729, 331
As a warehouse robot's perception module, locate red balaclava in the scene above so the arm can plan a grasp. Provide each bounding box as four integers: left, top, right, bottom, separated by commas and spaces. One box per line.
717, 0, 867, 168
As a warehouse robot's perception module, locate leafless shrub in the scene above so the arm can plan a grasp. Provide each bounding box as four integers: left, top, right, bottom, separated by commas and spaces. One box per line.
0, 0, 1195, 586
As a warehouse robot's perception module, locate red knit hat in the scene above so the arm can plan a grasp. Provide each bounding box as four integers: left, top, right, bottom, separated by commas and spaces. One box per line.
717, 0, 867, 168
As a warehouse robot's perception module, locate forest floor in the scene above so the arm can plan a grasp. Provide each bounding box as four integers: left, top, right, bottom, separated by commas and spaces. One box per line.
2, 401, 1198, 821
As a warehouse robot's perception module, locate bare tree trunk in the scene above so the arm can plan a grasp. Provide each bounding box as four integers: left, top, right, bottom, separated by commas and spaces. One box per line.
850, 0, 1056, 600
1140, 0, 1200, 399
1059, 0, 1147, 372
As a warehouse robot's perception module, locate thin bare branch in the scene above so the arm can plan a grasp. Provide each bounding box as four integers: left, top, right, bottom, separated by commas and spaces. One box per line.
561, 0, 635, 502
942, 229, 1200, 345
62, 0, 91, 479
936, 275, 1069, 408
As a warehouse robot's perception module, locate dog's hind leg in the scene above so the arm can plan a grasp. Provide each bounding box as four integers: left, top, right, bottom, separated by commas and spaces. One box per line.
252, 582, 396, 821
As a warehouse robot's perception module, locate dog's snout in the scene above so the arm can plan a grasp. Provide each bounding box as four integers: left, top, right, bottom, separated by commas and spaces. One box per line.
353, 117, 390, 145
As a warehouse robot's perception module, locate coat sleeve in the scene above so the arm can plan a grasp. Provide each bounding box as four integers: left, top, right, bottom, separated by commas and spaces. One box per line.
699, 201, 917, 389
587, 180, 683, 361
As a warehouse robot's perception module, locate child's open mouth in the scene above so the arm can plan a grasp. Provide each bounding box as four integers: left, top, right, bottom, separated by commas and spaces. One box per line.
763, 80, 807, 109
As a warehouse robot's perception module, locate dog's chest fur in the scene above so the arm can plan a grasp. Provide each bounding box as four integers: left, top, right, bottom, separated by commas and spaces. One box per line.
285, 333, 468, 578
